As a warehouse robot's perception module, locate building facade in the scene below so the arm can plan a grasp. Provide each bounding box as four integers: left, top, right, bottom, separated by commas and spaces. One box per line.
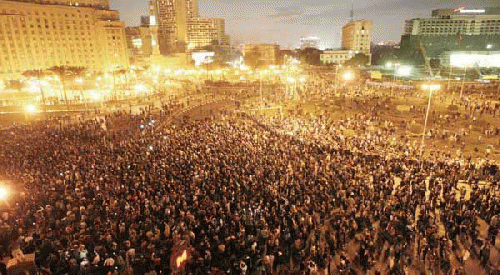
0, 0, 129, 73
342, 20, 373, 57
242, 44, 280, 67
151, 0, 198, 54
187, 18, 227, 51
300, 36, 320, 49
125, 26, 153, 64
319, 20, 372, 65
400, 7, 500, 67
320, 50, 356, 65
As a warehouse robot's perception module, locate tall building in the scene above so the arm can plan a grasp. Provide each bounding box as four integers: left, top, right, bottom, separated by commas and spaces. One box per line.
151, 0, 198, 54
341, 20, 373, 57
400, 7, 500, 67
0, 0, 129, 73
300, 36, 320, 49
125, 26, 153, 64
320, 19, 372, 66
187, 18, 228, 51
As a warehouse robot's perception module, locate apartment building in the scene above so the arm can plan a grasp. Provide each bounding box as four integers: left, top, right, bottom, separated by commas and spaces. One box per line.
0, 0, 129, 73
400, 7, 500, 67
342, 20, 373, 57
187, 18, 227, 51
151, 0, 198, 54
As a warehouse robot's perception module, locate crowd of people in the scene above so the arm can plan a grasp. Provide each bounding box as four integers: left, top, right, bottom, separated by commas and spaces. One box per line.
0, 85, 499, 275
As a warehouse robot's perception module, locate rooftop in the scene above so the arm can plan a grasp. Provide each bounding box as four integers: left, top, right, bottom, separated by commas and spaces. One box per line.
432, 7, 500, 17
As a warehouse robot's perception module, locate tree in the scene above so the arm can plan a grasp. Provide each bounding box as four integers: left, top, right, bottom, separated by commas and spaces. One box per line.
371, 43, 401, 66
298, 47, 323, 66
49, 66, 86, 109
344, 53, 370, 67
22, 69, 48, 113
430, 59, 440, 69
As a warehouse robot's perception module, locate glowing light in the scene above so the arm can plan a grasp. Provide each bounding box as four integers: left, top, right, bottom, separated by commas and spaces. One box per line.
135, 84, 148, 93
25, 104, 37, 113
395, 65, 413, 77
76, 78, 83, 84
487, 44, 493, 49
450, 52, 500, 68
150, 15, 157, 26
459, 9, 485, 14
342, 71, 354, 81
422, 84, 441, 91
90, 92, 101, 101
192, 52, 214, 67
286, 77, 296, 84
299, 77, 306, 82
176, 250, 188, 268
0, 186, 7, 200
385, 62, 393, 69
148, 145, 154, 151
26, 83, 39, 93
132, 38, 143, 48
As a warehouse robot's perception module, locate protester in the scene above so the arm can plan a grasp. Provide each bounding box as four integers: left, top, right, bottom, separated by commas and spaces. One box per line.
0, 89, 498, 274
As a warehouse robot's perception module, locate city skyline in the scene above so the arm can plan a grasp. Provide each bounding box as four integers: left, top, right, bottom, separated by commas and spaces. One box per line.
111, 0, 496, 49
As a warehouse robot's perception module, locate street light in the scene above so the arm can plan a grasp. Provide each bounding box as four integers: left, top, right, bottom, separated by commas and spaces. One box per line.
0, 186, 8, 201
75, 78, 86, 109
286, 77, 296, 100
421, 84, 441, 154
25, 104, 37, 113
90, 92, 101, 101
392, 65, 413, 96
342, 71, 354, 81
395, 65, 413, 77
135, 84, 149, 93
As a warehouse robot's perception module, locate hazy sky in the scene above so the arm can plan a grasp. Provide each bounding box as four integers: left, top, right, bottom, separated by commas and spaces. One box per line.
110, 0, 494, 49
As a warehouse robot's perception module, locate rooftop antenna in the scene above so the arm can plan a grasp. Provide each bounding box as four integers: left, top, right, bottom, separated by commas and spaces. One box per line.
350, 2, 354, 21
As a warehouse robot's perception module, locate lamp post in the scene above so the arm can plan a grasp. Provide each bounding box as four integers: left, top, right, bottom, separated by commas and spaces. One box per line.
259, 70, 264, 107
286, 77, 296, 101
421, 84, 441, 155
76, 77, 86, 111
394, 65, 413, 97
342, 71, 354, 96
460, 66, 467, 99
334, 65, 339, 94
343, 71, 354, 82
299, 76, 306, 101
386, 62, 395, 96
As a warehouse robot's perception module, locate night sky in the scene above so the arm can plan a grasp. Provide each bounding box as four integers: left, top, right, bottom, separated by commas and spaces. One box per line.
110, 0, 494, 49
